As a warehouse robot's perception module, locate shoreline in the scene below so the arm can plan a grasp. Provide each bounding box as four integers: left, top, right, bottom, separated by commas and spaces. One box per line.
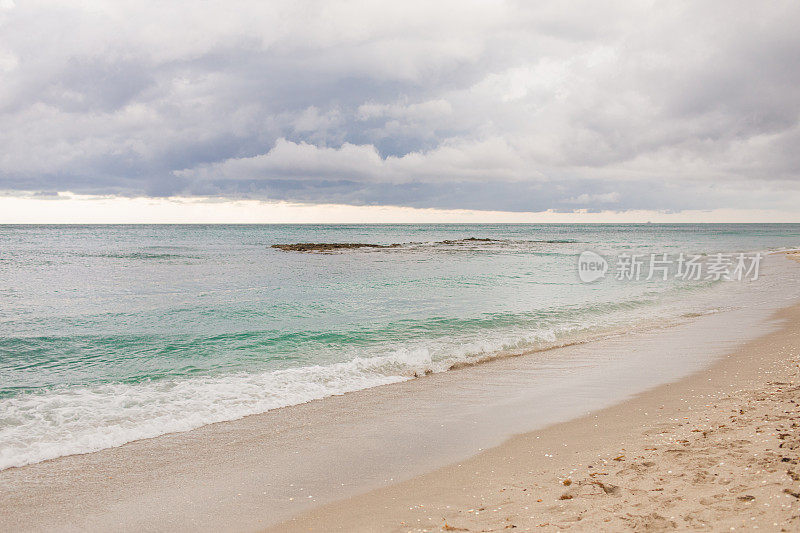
269, 302, 800, 532
1, 257, 799, 532
2, 252, 793, 474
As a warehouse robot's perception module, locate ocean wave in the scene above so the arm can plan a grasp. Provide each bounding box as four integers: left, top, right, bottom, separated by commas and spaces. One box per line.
0, 299, 687, 471
0, 350, 434, 470
0, 314, 608, 471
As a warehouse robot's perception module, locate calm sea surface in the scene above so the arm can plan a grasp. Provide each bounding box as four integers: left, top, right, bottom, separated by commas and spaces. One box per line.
1, 224, 799, 469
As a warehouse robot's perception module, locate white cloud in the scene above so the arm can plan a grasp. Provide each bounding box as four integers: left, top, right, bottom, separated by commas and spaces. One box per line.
563, 192, 620, 205
356, 99, 452, 121
178, 136, 531, 182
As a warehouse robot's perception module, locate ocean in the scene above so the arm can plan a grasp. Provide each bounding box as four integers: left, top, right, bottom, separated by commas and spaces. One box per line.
1, 223, 799, 470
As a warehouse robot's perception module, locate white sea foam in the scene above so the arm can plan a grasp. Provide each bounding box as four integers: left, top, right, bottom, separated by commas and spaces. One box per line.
0, 355, 416, 470
0, 322, 604, 471
0, 304, 717, 470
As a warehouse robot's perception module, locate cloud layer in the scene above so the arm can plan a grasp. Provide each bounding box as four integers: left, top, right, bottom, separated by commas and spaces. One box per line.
1, 0, 799, 212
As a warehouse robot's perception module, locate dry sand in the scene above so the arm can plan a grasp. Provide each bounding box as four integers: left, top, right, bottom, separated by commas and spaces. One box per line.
270, 302, 800, 532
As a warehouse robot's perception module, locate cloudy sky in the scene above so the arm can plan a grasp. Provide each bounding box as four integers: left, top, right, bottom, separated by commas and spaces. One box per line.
1, 0, 799, 221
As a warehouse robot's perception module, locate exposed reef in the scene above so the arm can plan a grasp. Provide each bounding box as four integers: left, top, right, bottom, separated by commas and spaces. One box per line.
270, 237, 580, 253
271, 237, 501, 252
271, 243, 400, 252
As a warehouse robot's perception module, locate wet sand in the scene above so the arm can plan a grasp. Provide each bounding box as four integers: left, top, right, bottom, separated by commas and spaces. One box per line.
270, 305, 800, 532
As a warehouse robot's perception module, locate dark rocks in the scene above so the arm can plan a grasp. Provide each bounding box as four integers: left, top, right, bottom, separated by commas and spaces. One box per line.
271, 237, 499, 252
271, 243, 399, 252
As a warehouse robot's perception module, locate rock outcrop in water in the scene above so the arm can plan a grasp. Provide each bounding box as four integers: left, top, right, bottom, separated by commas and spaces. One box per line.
439, 237, 496, 244
271, 243, 400, 252
270, 238, 585, 253
272, 237, 501, 252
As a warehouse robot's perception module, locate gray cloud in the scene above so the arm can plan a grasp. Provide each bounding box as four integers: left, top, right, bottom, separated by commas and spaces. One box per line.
0, 0, 799, 212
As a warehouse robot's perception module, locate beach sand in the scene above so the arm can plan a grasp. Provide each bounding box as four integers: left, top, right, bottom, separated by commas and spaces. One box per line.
269, 301, 800, 532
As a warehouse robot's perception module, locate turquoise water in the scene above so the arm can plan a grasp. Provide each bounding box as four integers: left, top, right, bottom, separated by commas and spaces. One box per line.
1, 224, 799, 469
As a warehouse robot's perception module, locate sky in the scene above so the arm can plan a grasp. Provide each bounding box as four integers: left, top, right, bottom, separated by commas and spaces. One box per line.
1, 0, 799, 222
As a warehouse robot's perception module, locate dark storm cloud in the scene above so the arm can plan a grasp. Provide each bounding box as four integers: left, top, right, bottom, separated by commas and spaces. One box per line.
0, 0, 798, 212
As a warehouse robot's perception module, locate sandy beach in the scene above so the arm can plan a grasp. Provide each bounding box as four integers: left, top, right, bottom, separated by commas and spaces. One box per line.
271, 298, 800, 531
